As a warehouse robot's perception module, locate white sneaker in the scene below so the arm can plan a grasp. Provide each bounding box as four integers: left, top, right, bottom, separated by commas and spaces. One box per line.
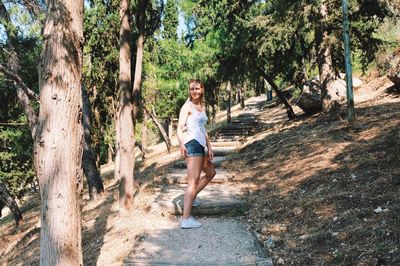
180, 216, 202, 229
192, 197, 201, 207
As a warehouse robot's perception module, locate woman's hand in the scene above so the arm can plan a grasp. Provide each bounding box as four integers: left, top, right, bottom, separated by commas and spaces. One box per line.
207, 149, 214, 161
180, 144, 188, 158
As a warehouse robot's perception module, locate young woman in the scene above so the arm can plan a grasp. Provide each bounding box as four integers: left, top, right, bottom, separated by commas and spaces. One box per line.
177, 79, 216, 229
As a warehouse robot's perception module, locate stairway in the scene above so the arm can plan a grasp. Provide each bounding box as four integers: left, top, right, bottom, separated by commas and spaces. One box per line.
124, 96, 272, 265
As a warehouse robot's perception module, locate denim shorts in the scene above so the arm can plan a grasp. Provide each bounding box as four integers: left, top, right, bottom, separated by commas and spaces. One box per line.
184, 139, 206, 157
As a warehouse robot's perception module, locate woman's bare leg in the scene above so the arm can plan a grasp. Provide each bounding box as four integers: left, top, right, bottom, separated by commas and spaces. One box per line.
183, 156, 203, 219
195, 158, 216, 196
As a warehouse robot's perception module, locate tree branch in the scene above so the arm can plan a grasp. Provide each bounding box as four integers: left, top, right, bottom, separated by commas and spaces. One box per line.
0, 63, 39, 100
21, 0, 44, 18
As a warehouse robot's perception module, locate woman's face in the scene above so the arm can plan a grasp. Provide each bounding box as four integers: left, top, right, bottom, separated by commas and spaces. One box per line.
189, 81, 203, 101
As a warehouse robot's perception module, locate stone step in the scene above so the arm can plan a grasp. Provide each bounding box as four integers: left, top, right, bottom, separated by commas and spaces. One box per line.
236, 112, 256, 117
211, 141, 241, 147
218, 130, 251, 135
212, 146, 237, 156
151, 184, 247, 216
217, 132, 250, 137
174, 156, 228, 168
124, 217, 272, 266
213, 136, 245, 142
230, 123, 257, 127
231, 119, 256, 124
220, 127, 255, 132
159, 169, 231, 184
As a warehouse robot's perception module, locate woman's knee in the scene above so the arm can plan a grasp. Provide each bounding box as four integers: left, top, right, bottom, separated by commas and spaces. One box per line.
207, 168, 216, 180
187, 176, 199, 187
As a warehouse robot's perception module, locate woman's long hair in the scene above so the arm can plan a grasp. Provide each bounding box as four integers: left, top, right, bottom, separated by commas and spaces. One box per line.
188, 79, 205, 106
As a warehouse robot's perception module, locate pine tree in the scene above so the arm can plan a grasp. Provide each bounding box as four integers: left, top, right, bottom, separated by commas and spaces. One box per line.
163, 0, 178, 40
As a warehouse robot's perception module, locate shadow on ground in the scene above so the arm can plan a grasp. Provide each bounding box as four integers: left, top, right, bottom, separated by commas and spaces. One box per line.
225, 100, 400, 265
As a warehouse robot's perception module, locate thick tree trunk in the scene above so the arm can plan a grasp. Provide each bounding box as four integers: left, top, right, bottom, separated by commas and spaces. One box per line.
35, 0, 84, 265
0, 182, 23, 226
116, 0, 135, 212
316, 1, 339, 113
257, 66, 296, 120
143, 106, 172, 153
226, 81, 232, 123
82, 87, 104, 200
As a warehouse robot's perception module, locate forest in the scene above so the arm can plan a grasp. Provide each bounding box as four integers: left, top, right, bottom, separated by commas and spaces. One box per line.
0, 0, 399, 265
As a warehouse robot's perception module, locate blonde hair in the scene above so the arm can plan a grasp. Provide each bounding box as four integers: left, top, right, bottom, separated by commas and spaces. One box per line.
188, 79, 205, 106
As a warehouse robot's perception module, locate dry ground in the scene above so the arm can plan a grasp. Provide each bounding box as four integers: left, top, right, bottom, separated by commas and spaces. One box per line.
0, 77, 399, 265
226, 77, 400, 265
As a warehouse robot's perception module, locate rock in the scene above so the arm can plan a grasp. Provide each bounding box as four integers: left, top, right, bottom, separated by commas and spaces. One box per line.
293, 207, 303, 215
299, 234, 311, 241
276, 257, 285, 265
387, 48, 400, 86
339, 73, 363, 87
374, 207, 383, 214
296, 80, 322, 114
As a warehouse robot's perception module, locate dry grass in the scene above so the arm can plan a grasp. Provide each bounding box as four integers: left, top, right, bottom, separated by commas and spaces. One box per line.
227, 77, 400, 265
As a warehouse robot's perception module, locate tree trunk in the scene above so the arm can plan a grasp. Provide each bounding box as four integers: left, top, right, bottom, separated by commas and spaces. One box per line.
116, 0, 135, 212
107, 143, 114, 164
143, 105, 172, 153
0, 200, 4, 218
0, 182, 23, 226
82, 87, 104, 200
35, 0, 84, 264
316, 1, 339, 112
142, 111, 148, 159
132, 0, 148, 118
240, 84, 245, 109
257, 66, 296, 120
226, 81, 232, 123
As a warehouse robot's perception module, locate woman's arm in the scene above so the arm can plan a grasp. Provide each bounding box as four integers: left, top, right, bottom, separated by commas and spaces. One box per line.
177, 103, 190, 157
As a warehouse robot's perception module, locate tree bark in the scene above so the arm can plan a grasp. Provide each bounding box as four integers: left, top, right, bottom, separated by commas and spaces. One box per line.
116, 0, 135, 212
257, 66, 296, 120
240, 84, 245, 109
226, 81, 232, 123
0, 182, 23, 226
316, 1, 339, 113
143, 105, 172, 153
82, 87, 104, 200
142, 111, 148, 158
107, 143, 114, 164
35, 1, 84, 264
132, 0, 149, 118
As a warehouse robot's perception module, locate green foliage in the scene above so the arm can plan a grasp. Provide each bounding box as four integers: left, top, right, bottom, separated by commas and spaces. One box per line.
163, 0, 179, 39
0, 125, 34, 198
0, 1, 41, 198
83, 0, 120, 164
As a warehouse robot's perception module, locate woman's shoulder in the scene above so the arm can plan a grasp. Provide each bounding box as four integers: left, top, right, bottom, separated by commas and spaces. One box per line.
180, 101, 192, 112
